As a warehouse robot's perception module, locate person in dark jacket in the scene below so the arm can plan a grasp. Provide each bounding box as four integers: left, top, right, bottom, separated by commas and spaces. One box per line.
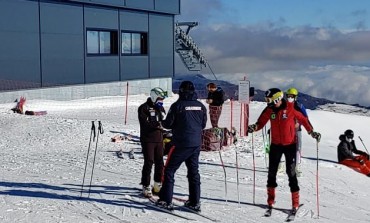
337, 129, 370, 177
138, 87, 168, 197
157, 81, 207, 211
248, 88, 321, 211
206, 83, 225, 128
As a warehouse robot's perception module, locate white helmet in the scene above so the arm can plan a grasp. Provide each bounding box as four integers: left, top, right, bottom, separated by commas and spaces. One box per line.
150, 87, 168, 102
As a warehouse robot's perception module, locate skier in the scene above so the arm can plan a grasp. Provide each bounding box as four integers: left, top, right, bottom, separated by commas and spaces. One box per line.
337, 129, 370, 177
248, 88, 321, 211
285, 87, 310, 176
138, 87, 168, 197
157, 81, 207, 211
206, 83, 225, 128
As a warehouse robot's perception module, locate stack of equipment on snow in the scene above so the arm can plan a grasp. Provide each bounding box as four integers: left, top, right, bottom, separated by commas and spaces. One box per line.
201, 127, 231, 151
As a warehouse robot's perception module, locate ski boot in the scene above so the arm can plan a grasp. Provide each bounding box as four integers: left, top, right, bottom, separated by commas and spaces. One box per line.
142, 185, 152, 198
184, 200, 201, 212
156, 200, 174, 211
292, 191, 300, 209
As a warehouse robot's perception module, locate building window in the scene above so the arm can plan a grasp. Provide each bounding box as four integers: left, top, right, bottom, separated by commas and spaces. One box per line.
87, 29, 118, 55
121, 32, 148, 55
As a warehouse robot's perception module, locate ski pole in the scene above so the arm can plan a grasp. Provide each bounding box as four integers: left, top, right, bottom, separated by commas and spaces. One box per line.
251, 132, 256, 204
358, 136, 370, 154
88, 121, 104, 197
262, 126, 269, 168
235, 149, 240, 206
80, 121, 96, 197
218, 147, 228, 202
316, 140, 320, 218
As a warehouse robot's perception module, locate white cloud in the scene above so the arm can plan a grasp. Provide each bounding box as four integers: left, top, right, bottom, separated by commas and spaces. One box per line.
199, 65, 370, 106
175, 2, 370, 107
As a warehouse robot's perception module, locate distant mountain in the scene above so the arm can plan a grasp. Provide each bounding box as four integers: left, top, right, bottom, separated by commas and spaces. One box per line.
173, 74, 336, 110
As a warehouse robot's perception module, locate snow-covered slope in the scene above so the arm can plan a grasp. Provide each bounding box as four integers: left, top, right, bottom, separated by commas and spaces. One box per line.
0, 95, 369, 223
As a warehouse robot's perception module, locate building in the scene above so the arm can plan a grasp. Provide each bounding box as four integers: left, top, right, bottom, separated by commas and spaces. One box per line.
0, 0, 180, 101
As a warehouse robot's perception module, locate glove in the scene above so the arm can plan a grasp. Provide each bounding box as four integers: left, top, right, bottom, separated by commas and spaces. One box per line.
360, 152, 369, 160
310, 131, 321, 142
248, 124, 257, 133
157, 122, 164, 130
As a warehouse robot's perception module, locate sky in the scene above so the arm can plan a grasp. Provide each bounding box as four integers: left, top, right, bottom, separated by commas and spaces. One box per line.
1, 95, 370, 222
175, 0, 370, 106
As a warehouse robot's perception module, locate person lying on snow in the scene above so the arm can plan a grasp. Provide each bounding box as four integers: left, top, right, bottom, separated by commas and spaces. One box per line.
337, 129, 370, 177
11, 97, 47, 116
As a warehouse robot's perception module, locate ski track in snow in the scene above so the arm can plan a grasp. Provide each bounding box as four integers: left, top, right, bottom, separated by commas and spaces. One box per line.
0, 96, 370, 222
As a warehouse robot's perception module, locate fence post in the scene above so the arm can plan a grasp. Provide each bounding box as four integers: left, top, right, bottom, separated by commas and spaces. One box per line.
244, 103, 249, 136
124, 82, 129, 125
230, 98, 233, 145
239, 103, 243, 136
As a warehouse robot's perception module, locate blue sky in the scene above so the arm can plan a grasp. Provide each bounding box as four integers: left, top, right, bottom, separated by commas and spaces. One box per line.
175, 0, 370, 106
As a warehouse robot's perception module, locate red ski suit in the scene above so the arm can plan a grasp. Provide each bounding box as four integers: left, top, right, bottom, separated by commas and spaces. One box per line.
255, 102, 313, 145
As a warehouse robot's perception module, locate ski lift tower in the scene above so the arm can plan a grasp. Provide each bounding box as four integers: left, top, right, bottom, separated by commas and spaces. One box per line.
175, 22, 207, 71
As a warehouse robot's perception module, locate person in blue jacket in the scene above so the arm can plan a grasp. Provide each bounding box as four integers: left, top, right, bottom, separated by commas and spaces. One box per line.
157, 81, 207, 212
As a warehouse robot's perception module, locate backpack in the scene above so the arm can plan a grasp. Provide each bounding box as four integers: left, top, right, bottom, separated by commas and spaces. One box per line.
201, 127, 231, 151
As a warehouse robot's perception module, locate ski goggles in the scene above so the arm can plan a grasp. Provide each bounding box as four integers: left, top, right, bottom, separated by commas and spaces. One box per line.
265, 96, 282, 105
286, 94, 296, 98
153, 89, 168, 99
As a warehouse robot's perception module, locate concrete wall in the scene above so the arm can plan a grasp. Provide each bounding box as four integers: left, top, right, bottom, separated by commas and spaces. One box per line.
66, 0, 180, 14
84, 6, 120, 83
0, 0, 177, 93
120, 11, 149, 80
0, 78, 172, 103
149, 14, 174, 78
0, 0, 41, 89
40, 2, 85, 86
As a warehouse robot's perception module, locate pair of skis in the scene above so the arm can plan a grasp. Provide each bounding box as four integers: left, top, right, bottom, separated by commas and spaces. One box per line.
148, 196, 220, 222
124, 195, 219, 222
124, 196, 193, 220
264, 204, 304, 222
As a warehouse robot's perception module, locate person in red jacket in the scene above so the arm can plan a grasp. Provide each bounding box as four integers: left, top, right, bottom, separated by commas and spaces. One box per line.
248, 88, 321, 211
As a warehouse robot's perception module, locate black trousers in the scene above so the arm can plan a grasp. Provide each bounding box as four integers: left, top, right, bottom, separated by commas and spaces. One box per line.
159, 146, 201, 204
141, 142, 164, 187
267, 143, 299, 192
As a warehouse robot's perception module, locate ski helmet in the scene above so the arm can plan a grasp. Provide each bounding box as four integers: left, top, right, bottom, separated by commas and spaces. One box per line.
286, 87, 299, 96
179, 81, 195, 93
150, 87, 168, 102
265, 88, 284, 106
344, 129, 354, 139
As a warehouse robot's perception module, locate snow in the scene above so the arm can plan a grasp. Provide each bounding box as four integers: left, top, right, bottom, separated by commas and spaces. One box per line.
0, 94, 370, 223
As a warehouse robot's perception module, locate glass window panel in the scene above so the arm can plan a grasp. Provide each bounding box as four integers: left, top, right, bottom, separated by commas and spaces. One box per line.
87, 31, 99, 54
132, 33, 141, 54
122, 33, 132, 54
140, 33, 148, 55
99, 31, 111, 54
